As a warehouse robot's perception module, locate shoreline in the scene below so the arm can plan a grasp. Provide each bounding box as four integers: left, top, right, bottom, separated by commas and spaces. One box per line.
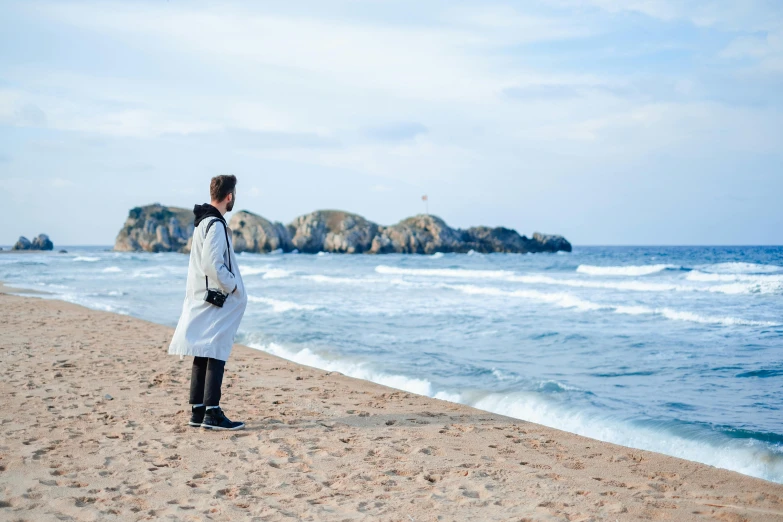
1, 291, 781, 520
0, 281, 52, 295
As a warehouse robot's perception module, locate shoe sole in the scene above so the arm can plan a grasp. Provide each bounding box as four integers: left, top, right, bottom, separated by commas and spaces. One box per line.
188, 421, 203, 427
200, 423, 245, 431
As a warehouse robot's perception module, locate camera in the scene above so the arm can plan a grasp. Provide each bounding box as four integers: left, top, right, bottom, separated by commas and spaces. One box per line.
204, 288, 228, 308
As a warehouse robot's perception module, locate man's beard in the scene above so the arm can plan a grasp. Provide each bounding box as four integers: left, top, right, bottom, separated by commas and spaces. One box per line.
226, 198, 235, 212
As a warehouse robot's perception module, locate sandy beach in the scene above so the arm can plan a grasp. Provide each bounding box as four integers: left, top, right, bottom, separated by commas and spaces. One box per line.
1, 290, 781, 521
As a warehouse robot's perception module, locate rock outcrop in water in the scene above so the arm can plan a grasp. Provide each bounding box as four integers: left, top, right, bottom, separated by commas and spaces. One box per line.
229, 211, 292, 254
286, 210, 381, 254
114, 205, 571, 254
114, 204, 193, 253
368, 215, 571, 254
13, 234, 54, 251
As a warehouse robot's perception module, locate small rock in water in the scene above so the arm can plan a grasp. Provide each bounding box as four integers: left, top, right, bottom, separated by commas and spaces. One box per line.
104, 394, 114, 400
59, 249, 68, 254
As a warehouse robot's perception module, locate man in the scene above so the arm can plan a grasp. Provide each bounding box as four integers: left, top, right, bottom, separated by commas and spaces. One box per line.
169, 175, 248, 430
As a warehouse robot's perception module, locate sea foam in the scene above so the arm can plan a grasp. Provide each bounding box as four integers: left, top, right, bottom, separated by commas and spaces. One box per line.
446, 284, 779, 327
469, 391, 783, 483
576, 264, 679, 276
247, 296, 318, 313
511, 274, 782, 295
698, 262, 782, 274
376, 265, 514, 279
247, 341, 432, 396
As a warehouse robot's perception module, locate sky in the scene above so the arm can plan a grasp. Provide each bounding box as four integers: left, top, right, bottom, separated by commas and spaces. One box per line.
0, 0, 781, 246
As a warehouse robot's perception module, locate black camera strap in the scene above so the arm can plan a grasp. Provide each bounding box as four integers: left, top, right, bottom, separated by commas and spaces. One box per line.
204, 218, 233, 292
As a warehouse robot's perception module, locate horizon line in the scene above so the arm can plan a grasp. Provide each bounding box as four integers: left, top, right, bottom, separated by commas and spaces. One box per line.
3, 244, 783, 249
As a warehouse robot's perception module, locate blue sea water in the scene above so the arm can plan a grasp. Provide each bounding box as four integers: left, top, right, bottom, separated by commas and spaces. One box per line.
3, 245, 782, 483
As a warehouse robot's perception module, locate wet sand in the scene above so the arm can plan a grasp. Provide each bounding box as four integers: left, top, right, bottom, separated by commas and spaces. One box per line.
1, 292, 781, 521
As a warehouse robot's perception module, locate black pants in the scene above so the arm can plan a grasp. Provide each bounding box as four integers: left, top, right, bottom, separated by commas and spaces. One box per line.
189, 357, 225, 407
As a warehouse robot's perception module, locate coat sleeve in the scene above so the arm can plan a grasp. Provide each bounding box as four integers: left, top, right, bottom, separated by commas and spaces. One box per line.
201, 221, 237, 295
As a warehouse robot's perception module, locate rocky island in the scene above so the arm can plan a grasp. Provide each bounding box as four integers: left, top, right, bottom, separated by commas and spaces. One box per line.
113, 204, 194, 253
114, 204, 571, 254
13, 234, 54, 251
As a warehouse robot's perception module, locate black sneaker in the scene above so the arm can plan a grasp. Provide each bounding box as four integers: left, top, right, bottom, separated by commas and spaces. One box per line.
189, 405, 206, 427
201, 407, 245, 431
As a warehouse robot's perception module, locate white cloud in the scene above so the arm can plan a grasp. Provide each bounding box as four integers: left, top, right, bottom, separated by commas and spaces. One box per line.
38, 2, 505, 103
720, 31, 783, 72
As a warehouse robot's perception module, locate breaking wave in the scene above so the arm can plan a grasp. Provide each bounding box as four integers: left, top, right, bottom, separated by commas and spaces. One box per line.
375, 266, 514, 279
446, 284, 780, 327
468, 391, 783, 483
247, 341, 433, 396
698, 262, 782, 274
511, 274, 782, 295
576, 264, 680, 276
247, 296, 318, 313
241, 266, 292, 279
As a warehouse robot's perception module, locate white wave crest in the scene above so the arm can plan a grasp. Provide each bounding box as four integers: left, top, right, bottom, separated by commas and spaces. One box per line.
263, 269, 291, 279
688, 270, 783, 283
241, 266, 268, 276
240, 266, 292, 279
303, 274, 373, 285
430, 252, 444, 259
102, 266, 122, 273
511, 274, 782, 295
46, 293, 129, 315
510, 274, 685, 292
698, 262, 782, 274
73, 256, 100, 262
491, 368, 518, 382
131, 270, 162, 279
447, 284, 780, 327
469, 391, 783, 483
376, 265, 514, 279
247, 296, 318, 313
612, 305, 778, 327
576, 264, 678, 276
302, 274, 421, 288
655, 308, 778, 327
450, 284, 605, 311
686, 271, 783, 294
433, 390, 462, 402
248, 342, 432, 396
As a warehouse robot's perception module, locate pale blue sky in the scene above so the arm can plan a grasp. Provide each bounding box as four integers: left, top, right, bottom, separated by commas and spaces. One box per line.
1, 0, 781, 245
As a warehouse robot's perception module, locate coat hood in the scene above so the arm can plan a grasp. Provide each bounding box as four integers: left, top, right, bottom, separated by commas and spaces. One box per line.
193, 203, 225, 227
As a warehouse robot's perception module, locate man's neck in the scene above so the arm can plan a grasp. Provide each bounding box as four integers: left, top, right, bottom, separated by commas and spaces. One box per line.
210, 201, 227, 216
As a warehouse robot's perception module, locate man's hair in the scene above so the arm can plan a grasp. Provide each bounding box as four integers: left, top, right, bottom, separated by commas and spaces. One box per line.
210, 175, 237, 202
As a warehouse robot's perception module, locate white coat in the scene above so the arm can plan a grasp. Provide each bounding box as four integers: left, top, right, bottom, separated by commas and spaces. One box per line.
168, 216, 247, 361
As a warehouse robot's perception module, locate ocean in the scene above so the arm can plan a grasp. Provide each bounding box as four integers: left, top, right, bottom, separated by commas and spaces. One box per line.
3, 245, 782, 483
